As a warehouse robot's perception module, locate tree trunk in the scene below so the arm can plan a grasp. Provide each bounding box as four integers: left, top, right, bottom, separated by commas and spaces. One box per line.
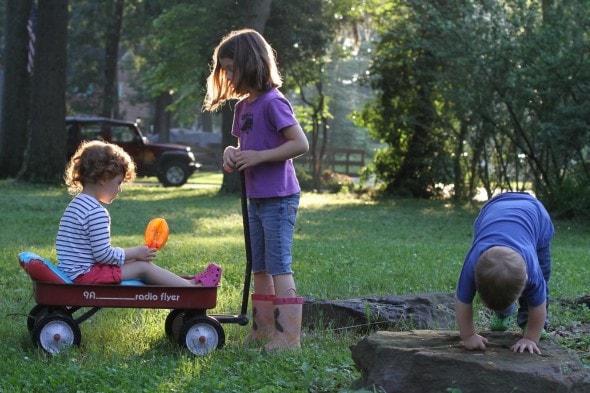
452, 122, 467, 201
0, 0, 33, 178
153, 92, 172, 142
201, 112, 213, 132
246, 0, 272, 32
18, 0, 68, 184
101, 0, 124, 119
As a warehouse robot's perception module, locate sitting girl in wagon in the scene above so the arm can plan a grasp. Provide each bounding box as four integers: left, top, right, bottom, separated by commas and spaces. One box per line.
56, 140, 221, 287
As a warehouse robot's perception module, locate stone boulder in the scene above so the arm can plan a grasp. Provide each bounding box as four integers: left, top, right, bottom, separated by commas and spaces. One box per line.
302, 293, 455, 333
351, 330, 590, 393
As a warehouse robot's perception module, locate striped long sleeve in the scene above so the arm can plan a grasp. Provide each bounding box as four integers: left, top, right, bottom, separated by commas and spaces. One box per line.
56, 194, 125, 280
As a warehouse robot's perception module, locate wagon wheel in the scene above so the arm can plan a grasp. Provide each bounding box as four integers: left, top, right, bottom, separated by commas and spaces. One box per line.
27, 305, 50, 333
32, 313, 81, 354
178, 316, 225, 356
164, 309, 185, 339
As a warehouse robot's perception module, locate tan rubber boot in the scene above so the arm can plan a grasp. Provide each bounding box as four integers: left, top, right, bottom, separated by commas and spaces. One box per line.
265, 297, 303, 351
243, 294, 275, 345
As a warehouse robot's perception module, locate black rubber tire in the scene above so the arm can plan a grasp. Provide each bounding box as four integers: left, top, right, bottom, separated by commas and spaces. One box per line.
27, 305, 50, 333
164, 309, 185, 339
158, 161, 189, 187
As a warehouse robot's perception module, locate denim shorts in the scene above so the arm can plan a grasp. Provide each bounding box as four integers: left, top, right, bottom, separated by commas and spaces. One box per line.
248, 193, 300, 275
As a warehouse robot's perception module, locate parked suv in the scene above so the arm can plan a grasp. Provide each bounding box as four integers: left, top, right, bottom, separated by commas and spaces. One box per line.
66, 117, 200, 187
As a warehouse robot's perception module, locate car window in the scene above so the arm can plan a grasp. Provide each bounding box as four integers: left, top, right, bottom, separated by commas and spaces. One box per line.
79, 124, 104, 141
111, 125, 136, 143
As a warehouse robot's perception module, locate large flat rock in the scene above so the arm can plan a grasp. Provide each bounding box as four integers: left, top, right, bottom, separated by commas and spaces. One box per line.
303, 293, 456, 332
351, 330, 590, 393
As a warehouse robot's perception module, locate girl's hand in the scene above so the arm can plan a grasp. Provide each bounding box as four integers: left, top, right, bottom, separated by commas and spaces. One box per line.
142, 245, 157, 262
233, 150, 263, 170
222, 146, 239, 172
126, 245, 157, 262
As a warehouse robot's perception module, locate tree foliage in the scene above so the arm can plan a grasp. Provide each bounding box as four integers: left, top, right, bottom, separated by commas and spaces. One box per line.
360, 0, 590, 215
4, 0, 590, 217
67, 0, 121, 116
137, 0, 349, 191
360, 0, 453, 198
265, 0, 340, 188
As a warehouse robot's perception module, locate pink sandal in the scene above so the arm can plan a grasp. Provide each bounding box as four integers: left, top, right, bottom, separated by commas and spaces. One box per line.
194, 263, 222, 286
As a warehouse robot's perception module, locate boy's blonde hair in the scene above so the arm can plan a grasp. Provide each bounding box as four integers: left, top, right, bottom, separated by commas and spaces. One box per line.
475, 246, 527, 311
64, 140, 136, 195
202, 29, 282, 111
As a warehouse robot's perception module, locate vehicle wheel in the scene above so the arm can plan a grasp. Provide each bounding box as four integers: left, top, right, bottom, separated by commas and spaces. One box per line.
32, 313, 81, 354
27, 305, 50, 333
164, 309, 185, 339
158, 161, 189, 187
178, 316, 225, 356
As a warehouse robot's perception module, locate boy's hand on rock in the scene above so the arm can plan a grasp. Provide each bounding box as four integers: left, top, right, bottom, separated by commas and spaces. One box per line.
462, 333, 488, 350
511, 338, 541, 354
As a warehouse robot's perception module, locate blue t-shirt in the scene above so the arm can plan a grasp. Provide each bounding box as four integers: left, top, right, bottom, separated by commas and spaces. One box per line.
456, 193, 554, 307
232, 88, 301, 198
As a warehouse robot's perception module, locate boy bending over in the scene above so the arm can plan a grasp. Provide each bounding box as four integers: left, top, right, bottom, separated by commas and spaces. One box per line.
455, 192, 554, 354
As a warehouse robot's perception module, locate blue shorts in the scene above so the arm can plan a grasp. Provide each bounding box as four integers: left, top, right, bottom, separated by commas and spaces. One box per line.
248, 193, 300, 275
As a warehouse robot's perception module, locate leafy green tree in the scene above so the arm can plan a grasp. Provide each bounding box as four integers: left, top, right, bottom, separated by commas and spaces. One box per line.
361, 0, 590, 215
139, 1, 237, 131
498, 0, 590, 215
101, 0, 124, 118
359, 0, 453, 198
67, 0, 140, 119
116, 1, 275, 192
137, 0, 352, 192
67, 0, 109, 115
265, 0, 339, 188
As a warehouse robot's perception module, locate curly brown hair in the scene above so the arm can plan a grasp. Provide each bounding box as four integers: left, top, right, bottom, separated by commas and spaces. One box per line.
475, 246, 527, 311
64, 140, 136, 195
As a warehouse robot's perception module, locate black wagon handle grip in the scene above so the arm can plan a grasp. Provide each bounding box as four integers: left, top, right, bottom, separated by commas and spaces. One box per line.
239, 170, 253, 316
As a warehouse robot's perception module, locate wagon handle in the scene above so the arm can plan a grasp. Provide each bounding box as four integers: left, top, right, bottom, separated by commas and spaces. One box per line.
239, 170, 253, 317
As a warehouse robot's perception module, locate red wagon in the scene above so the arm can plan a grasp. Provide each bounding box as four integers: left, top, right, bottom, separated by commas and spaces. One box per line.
19, 251, 250, 356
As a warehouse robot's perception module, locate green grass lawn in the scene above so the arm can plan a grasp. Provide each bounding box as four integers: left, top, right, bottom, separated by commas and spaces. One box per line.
0, 174, 588, 392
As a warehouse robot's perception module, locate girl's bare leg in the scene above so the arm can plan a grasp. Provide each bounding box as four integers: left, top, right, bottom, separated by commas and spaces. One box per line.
122, 261, 194, 286
253, 272, 275, 295
273, 273, 297, 298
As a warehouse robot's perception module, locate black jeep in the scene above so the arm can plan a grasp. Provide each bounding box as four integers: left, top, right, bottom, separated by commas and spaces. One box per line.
66, 117, 200, 187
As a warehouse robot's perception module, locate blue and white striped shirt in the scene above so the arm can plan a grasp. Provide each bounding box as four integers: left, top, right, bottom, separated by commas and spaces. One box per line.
56, 193, 125, 280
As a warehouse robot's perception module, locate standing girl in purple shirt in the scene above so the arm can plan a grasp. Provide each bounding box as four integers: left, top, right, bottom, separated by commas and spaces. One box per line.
203, 29, 309, 350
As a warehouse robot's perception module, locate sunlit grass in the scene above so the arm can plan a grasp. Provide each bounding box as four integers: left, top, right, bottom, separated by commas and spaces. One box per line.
1, 176, 588, 391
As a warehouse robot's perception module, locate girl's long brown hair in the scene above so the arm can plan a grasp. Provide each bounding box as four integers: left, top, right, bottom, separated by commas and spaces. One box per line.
202, 29, 282, 111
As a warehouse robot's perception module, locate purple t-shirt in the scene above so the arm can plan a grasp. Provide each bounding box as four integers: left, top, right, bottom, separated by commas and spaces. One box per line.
456, 192, 554, 308
232, 88, 301, 198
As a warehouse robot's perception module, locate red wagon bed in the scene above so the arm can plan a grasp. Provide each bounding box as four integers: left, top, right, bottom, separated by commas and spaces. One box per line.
19, 251, 248, 356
